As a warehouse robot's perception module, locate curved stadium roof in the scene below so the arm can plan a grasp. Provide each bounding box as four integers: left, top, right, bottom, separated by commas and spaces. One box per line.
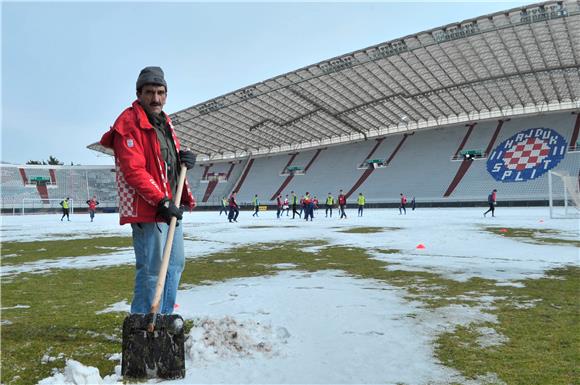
90, 1, 580, 161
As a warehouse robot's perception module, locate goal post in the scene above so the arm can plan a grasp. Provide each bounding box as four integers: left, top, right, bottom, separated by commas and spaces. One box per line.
21, 198, 75, 215
548, 170, 580, 219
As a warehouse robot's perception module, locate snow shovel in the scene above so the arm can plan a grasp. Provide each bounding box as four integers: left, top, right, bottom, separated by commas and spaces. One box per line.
121, 164, 187, 379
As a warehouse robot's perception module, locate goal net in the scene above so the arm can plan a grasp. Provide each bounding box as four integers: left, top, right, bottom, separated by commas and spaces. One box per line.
21, 198, 75, 215
548, 170, 580, 219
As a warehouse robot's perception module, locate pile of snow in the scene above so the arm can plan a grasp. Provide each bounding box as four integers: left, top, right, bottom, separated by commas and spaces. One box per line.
187, 316, 289, 362
37, 359, 119, 385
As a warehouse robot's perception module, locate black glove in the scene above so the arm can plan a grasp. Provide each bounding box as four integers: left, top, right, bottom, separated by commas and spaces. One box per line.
157, 197, 183, 224
179, 150, 196, 170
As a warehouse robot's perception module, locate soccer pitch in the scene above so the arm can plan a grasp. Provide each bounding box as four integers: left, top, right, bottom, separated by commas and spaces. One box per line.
1, 207, 578, 385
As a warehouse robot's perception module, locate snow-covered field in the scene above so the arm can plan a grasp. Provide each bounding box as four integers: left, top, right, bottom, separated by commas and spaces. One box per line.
2, 207, 578, 385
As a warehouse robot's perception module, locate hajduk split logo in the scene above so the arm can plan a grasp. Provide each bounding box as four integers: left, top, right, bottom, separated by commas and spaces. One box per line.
487, 127, 567, 182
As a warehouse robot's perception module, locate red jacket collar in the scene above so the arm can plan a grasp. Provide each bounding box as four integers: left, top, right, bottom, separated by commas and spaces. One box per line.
132, 100, 172, 129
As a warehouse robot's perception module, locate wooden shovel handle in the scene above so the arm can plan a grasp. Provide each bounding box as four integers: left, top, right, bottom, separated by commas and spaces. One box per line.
147, 164, 188, 331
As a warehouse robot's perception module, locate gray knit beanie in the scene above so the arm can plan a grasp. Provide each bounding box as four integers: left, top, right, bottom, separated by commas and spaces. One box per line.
136, 66, 167, 90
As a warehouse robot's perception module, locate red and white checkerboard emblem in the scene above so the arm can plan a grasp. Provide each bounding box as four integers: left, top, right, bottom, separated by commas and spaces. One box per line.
487, 127, 568, 182
502, 137, 551, 171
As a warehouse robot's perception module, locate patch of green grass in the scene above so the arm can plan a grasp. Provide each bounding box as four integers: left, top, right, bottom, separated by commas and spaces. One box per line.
2, 239, 578, 385
485, 227, 580, 247
1, 266, 134, 385
336, 226, 400, 234
436, 266, 580, 385
374, 248, 402, 254
1, 237, 133, 265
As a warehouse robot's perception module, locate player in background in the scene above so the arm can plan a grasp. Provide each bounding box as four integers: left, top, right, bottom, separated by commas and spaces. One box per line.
219, 196, 228, 215
303, 192, 313, 221
252, 194, 259, 217
60, 197, 71, 221
86, 195, 99, 222
228, 192, 239, 223
357, 192, 365, 217
484, 189, 497, 217
276, 194, 283, 219
399, 193, 407, 215
411, 196, 416, 211
291, 191, 301, 219
338, 190, 347, 219
313, 195, 319, 215
325, 192, 334, 218
283, 195, 290, 216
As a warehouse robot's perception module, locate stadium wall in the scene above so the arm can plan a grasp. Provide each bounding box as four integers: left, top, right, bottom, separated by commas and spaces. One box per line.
191, 110, 580, 207
3, 111, 578, 213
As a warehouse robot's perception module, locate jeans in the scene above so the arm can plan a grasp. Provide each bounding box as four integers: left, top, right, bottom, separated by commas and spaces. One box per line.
130, 221, 185, 314
228, 207, 239, 221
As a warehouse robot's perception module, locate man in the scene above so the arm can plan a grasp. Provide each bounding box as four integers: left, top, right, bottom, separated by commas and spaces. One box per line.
276, 194, 283, 219
86, 195, 99, 222
291, 191, 300, 219
283, 195, 290, 216
60, 197, 71, 221
357, 192, 365, 217
484, 189, 497, 217
325, 192, 334, 218
228, 191, 240, 222
100, 66, 196, 315
252, 194, 259, 217
399, 193, 407, 215
303, 192, 313, 221
338, 190, 347, 219
219, 196, 228, 215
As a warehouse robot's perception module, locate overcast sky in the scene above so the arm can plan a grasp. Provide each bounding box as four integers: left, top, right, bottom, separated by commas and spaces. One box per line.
1, 1, 523, 165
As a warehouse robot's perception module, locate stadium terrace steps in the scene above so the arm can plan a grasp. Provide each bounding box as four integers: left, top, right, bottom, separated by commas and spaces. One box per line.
444, 121, 505, 198
207, 162, 244, 206
345, 138, 386, 199
452, 123, 477, 159
283, 142, 375, 202
202, 180, 219, 203
1, 166, 118, 210
270, 148, 323, 201
232, 158, 255, 198
362, 126, 464, 202
270, 153, 299, 200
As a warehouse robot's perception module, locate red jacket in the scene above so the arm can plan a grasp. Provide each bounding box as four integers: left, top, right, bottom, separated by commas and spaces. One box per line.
338, 194, 346, 205
100, 101, 195, 225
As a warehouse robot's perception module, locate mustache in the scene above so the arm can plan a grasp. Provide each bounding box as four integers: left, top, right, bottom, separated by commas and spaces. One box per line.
149, 102, 162, 107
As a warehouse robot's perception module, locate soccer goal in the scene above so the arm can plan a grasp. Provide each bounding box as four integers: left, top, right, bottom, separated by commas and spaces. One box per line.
21, 198, 75, 215
548, 170, 580, 219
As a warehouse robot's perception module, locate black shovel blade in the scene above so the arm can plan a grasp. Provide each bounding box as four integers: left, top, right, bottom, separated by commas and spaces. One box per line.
121, 313, 186, 379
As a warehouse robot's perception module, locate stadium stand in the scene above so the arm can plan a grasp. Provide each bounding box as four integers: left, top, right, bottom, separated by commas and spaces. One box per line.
0, 165, 117, 212
189, 111, 579, 205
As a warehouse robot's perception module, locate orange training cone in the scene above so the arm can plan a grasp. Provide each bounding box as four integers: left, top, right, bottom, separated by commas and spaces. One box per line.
416, 244, 426, 249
